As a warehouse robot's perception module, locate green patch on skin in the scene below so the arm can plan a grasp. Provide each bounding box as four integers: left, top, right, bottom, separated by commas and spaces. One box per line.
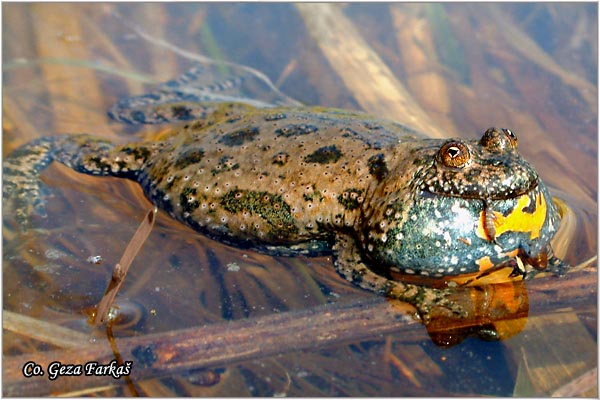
305, 145, 343, 164
218, 127, 259, 146
211, 155, 239, 176
220, 189, 298, 236
338, 188, 364, 210
303, 184, 324, 202
374, 226, 404, 254
180, 187, 200, 214
383, 201, 404, 223
303, 191, 324, 203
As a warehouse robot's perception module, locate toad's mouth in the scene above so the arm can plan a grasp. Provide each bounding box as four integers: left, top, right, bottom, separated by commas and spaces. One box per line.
422, 178, 539, 202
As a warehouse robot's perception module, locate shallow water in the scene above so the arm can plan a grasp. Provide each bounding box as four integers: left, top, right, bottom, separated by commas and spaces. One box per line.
2, 3, 597, 396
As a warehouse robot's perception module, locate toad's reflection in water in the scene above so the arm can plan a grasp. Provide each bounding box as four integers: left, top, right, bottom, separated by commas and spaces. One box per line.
421, 279, 530, 347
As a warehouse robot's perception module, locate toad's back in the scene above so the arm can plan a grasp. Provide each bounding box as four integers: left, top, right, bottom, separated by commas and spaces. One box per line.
131, 106, 427, 253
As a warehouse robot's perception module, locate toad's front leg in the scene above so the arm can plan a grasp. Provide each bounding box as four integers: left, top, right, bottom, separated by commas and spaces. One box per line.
332, 233, 466, 322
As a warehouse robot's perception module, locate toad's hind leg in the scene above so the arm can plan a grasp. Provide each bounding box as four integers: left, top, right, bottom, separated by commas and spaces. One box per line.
108, 92, 223, 124
107, 63, 273, 125
332, 233, 465, 321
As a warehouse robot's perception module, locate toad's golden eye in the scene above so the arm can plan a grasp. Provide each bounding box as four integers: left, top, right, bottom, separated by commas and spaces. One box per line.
439, 141, 470, 168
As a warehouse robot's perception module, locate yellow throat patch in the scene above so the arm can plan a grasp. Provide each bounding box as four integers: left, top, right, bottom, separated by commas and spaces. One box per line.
477, 192, 547, 241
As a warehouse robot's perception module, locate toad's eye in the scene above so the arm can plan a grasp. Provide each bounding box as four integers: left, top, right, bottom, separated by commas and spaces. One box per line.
439, 141, 470, 168
503, 128, 518, 147
480, 127, 518, 152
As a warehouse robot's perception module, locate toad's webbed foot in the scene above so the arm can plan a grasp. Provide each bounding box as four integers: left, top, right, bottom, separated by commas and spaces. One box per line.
514, 245, 570, 280
3, 136, 62, 229
3, 135, 115, 230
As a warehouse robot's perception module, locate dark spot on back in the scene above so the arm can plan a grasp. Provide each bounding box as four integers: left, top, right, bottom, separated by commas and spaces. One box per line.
275, 124, 318, 137
146, 93, 162, 101
368, 153, 389, 181
170, 105, 194, 120
174, 148, 205, 169
264, 113, 287, 121
305, 145, 343, 164
272, 152, 290, 166
218, 127, 260, 146
364, 122, 382, 130
180, 187, 200, 214
131, 110, 148, 123
188, 120, 209, 130
340, 127, 360, 141
122, 146, 151, 162
164, 175, 181, 191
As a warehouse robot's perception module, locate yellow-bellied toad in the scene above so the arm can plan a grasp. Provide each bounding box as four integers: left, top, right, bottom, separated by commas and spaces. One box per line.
3, 92, 565, 319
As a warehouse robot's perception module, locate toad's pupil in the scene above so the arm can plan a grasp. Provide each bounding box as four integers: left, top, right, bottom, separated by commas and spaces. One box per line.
448, 147, 461, 158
